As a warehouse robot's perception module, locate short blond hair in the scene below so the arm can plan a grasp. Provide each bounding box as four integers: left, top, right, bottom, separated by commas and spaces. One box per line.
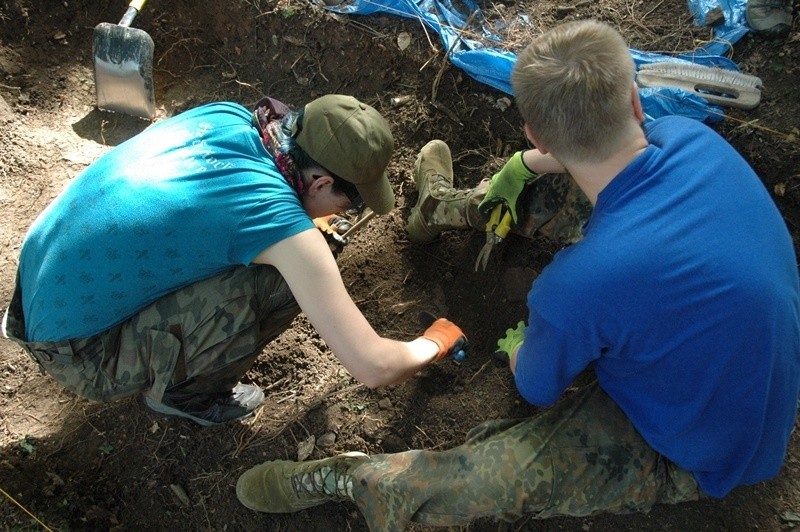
512, 20, 635, 163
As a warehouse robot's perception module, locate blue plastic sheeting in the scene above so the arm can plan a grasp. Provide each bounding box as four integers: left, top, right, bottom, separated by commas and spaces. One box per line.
687, 0, 752, 55
325, 0, 752, 123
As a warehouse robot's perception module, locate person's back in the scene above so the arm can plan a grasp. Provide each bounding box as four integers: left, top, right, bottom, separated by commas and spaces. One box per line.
6, 93, 467, 427
19, 102, 310, 342
516, 114, 800, 497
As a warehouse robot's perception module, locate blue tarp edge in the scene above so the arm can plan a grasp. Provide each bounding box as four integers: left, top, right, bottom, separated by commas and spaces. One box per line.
324, 0, 752, 122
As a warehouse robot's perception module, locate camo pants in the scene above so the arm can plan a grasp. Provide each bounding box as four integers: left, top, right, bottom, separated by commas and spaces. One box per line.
352, 382, 701, 531
467, 172, 593, 244
2, 265, 299, 404
514, 172, 593, 243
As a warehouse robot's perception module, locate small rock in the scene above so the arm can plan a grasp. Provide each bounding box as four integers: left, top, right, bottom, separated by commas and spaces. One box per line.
169, 484, 191, 507
704, 7, 725, 26
390, 95, 413, 107
495, 97, 512, 111
380, 433, 408, 452
317, 432, 336, 448
378, 398, 393, 410
397, 32, 412, 51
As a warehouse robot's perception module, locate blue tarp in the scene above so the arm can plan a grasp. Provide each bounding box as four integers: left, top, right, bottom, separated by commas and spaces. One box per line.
325, 0, 753, 123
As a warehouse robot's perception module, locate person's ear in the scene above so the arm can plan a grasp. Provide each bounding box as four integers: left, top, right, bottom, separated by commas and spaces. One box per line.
632, 83, 645, 124
307, 174, 334, 197
524, 123, 548, 155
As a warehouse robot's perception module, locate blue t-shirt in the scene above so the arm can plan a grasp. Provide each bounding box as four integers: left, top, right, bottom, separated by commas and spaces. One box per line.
514, 116, 800, 498
20, 102, 314, 341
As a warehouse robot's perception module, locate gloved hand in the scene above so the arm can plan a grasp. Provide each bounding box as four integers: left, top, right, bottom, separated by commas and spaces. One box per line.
478, 150, 538, 223
313, 215, 353, 255
495, 320, 526, 361
421, 317, 468, 361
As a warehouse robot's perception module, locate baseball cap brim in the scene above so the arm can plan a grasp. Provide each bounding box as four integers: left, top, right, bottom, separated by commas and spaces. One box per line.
356, 170, 395, 215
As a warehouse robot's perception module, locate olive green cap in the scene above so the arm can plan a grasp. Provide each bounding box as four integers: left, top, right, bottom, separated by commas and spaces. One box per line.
294, 95, 395, 214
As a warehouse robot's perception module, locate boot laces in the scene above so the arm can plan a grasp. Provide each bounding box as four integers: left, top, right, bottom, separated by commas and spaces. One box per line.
429, 174, 469, 200
292, 464, 353, 501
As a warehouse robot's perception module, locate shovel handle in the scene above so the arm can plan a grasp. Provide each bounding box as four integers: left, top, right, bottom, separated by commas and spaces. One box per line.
119, 0, 147, 27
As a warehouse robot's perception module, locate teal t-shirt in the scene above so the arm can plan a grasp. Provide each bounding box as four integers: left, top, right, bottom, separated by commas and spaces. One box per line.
20, 102, 313, 341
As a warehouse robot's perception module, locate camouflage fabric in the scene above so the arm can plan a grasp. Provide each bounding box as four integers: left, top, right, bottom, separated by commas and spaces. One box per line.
2, 265, 299, 404
517, 172, 593, 243
409, 150, 591, 246
407, 161, 482, 242
467, 173, 592, 244
351, 382, 700, 531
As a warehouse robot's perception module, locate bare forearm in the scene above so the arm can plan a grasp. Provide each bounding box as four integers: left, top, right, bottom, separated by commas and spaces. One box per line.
521, 149, 566, 174
346, 336, 439, 388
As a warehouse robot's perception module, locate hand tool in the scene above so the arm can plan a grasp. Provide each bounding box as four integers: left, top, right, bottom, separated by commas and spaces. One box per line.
341, 208, 375, 240
419, 311, 467, 363
474, 204, 512, 272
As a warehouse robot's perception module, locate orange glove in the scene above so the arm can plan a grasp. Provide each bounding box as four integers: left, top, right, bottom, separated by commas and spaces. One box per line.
421, 318, 468, 361
313, 215, 353, 255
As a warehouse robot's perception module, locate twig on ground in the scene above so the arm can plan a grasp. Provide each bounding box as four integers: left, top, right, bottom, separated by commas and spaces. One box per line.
0, 488, 54, 532
431, 9, 479, 102
467, 359, 493, 384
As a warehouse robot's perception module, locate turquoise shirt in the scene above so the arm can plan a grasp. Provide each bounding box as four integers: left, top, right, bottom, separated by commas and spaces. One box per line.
20, 102, 314, 341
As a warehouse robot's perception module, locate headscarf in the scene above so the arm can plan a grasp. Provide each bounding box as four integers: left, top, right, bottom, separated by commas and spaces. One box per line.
252, 97, 304, 197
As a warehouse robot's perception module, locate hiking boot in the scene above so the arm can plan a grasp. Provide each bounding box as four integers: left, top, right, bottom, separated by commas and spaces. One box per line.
406, 140, 483, 243
746, 0, 793, 39
236, 451, 369, 513
145, 382, 264, 426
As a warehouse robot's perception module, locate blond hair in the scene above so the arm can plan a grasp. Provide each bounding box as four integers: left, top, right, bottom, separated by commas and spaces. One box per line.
511, 20, 635, 163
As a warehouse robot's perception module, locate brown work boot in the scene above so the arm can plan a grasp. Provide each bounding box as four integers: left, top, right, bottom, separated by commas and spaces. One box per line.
236, 451, 369, 513
406, 140, 482, 243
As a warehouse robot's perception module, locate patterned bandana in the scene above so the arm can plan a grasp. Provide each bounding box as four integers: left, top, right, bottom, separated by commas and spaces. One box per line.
252, 97, 305, 197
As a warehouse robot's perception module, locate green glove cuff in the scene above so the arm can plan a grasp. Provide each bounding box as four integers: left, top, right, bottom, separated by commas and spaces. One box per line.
478, 151, 537, 223
495, 320, 526, 359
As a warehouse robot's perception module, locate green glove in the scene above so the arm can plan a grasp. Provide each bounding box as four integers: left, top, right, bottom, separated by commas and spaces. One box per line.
495, 321, 526, 360
478, 151, 538, 223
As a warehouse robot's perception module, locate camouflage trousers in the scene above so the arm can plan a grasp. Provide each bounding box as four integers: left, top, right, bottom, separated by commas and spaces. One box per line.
2, 265, 299, 404
351, 382, 700, 531
456, 173, 592, 244
512, 172, 593, 243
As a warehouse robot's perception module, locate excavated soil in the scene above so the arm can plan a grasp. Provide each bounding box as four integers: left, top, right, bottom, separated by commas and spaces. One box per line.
1, 0, 799, 530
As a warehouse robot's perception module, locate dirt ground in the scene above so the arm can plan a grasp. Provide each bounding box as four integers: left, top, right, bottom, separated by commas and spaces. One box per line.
1, 0, 799, 530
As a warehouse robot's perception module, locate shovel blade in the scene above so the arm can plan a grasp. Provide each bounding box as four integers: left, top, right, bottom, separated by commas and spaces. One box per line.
93, 22, 155, 119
